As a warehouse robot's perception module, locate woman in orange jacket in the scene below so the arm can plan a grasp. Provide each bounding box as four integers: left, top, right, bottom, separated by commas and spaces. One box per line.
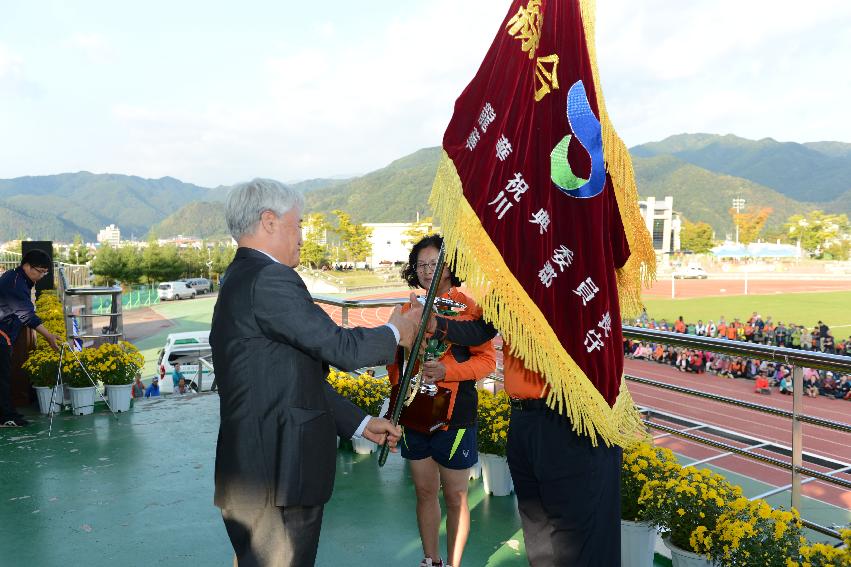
388, 234, 496, 567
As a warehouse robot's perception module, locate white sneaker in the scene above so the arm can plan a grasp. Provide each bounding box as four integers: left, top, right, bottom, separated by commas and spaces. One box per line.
419, 559, 444, 567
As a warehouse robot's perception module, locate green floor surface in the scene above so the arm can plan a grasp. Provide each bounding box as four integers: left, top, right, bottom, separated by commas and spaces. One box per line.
0, 393, 534, 566
0, 392, 756, 566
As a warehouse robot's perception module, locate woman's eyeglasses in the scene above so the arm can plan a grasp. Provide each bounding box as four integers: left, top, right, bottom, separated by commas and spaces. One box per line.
415, 260, 439, 272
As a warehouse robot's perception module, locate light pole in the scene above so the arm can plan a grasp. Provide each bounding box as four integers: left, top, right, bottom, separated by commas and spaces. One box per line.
732, 197, 746, 244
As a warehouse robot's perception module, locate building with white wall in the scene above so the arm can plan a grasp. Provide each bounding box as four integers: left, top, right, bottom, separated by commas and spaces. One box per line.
96, 224, 121, 247
364, 222, 438, 265
638, 196, 681, 255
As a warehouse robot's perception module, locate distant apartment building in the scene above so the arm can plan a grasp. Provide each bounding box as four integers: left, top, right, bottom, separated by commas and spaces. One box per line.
638, 196, 681, 255
97, 224, 121, 247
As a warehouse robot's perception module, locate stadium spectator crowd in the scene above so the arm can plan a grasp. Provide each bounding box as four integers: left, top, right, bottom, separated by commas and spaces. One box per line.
623, 312, 851, 401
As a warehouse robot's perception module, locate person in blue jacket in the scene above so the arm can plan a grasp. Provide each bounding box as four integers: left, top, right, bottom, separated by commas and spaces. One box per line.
144, 376, 161, 398
0, 250, 60, 427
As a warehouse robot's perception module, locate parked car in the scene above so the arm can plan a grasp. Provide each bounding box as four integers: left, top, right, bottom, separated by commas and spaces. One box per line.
182, 277, 212, 294
157, 281, 196, 300
673, 266, 709, 279
156, 331, 213, 393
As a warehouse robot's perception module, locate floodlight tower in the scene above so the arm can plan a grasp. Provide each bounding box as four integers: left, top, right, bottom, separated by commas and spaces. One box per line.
732, 197, 746, 244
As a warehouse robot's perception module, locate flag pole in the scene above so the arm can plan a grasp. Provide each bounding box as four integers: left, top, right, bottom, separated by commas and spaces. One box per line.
377, 243, 447, 467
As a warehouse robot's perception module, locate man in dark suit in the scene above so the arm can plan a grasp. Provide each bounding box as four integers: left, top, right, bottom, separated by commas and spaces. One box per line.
211, 178, 421, 567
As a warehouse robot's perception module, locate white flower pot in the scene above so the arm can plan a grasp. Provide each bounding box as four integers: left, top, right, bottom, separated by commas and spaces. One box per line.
105, 384, 133, 412
469, 461, 482, 480
480, 453, 513, 496
351, 436, 375, 454
68, 386, 97, 416
664, 537, 714, 567
621, 519, 657, 567
34, 385, 63, 415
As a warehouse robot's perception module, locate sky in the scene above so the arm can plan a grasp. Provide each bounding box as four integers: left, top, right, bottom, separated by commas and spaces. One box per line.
1, 0, 849, 187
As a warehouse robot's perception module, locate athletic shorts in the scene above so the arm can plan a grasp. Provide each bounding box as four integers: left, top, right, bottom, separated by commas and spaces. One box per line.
401, 426, 478, 469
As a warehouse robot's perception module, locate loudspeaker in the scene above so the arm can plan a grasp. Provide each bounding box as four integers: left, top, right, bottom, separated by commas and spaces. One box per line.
21, 240, 54, 292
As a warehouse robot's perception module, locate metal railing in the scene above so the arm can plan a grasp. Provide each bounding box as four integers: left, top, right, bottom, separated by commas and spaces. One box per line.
623, 325, 851, 540
307, 295, 850, 541
313, 295, 411, 328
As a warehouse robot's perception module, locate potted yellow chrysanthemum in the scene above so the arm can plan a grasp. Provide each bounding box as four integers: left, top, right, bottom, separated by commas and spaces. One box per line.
326, 369, 390, 454
22, 348, 63, 414
62, 348, 99, 415
621, 442, 678, 567
92, 342, 144, 412
476, 389, 512, 496
706, 497, 802, 566
639, 465, 741, 566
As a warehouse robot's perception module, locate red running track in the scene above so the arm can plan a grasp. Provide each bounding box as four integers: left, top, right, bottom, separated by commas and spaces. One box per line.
624, 358, 851, 510
644, 277, 851, 299
327, 291, 851, 510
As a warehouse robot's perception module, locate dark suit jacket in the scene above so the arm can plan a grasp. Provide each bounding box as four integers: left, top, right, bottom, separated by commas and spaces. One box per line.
210, 247, 396, 509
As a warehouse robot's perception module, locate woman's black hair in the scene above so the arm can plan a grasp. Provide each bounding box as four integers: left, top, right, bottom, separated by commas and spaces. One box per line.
20, 249, 51, 269
401, 234, 462, 289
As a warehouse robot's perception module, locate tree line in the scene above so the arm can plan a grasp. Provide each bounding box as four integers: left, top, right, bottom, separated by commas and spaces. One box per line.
680, 209, 850, 260
86, 240, 236, 285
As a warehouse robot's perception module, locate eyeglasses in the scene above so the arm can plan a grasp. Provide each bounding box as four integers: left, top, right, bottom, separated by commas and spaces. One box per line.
415, 260, 439, 272
31, 267, 49, 275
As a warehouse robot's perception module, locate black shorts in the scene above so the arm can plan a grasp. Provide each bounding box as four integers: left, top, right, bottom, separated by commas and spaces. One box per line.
401, 426, 478, 469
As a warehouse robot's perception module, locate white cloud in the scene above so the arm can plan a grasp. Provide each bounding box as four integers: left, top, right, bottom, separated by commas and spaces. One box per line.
0, 43, 23, 81
105, 0, 504, 185
3, 1, 850, 185
69, 33, 115, 64
596, 0, 851, 145
0, 42, 42, 99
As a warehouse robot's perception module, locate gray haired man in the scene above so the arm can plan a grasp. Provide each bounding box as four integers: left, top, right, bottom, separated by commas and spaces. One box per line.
210, 178, 421, 566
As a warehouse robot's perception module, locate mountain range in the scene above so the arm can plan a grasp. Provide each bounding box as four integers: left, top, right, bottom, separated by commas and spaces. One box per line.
2, 134, 849, 242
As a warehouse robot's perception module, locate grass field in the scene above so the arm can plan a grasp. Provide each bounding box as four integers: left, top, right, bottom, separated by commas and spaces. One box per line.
642, 291, 851, 336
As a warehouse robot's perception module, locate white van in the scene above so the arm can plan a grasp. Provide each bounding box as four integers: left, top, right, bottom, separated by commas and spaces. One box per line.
157, 331, 213, 393
158, 281, 196, 301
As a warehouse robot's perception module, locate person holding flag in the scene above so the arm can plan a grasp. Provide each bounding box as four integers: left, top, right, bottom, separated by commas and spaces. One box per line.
425, 1, 655, 564
387, 234, 496, 567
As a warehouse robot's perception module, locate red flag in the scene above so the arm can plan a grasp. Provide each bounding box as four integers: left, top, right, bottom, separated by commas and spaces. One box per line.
430, 0, 655, 446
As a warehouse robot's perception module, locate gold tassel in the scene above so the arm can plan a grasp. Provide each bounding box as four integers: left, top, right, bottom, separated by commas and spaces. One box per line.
431, 154, 645, 447
427, 0, 655, 447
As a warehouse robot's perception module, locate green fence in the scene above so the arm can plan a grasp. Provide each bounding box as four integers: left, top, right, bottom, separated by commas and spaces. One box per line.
92, 285, 160, 313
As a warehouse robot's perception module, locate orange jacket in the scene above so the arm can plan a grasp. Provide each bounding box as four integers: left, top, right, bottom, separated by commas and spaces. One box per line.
501, 348, 548, 399
387, 289, 496, 422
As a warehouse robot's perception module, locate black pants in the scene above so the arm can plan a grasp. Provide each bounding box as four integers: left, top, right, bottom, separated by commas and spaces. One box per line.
222, 504, 324, 567
0, 340, 14, 418
507, 406, 622, 567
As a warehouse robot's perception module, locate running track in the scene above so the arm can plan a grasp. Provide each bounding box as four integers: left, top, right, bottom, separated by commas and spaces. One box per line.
320, 291, 851, 510
644, 276, 851, 299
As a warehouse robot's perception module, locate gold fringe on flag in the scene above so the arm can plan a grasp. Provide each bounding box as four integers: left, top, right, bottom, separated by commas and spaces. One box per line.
428, 0, 655, 447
